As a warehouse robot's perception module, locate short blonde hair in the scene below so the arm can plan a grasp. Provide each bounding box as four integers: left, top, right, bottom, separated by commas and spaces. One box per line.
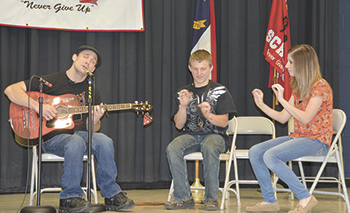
289, 44, 322, 100
189, 49, 212, 67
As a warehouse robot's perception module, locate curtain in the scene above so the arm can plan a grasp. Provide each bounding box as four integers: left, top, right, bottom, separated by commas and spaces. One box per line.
0, 0, 339, 193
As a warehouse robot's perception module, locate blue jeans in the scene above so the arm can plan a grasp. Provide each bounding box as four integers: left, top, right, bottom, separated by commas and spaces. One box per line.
42, 131, 121, 199
248, 136, 329, 203
166, 134, 226, 202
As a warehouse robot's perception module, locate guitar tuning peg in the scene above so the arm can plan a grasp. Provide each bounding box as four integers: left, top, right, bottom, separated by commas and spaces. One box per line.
135, 101, 138, 104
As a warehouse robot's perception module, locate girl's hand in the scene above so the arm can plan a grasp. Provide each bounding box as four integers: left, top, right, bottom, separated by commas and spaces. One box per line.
252, 88, 264, 107
271, 84, 285, 102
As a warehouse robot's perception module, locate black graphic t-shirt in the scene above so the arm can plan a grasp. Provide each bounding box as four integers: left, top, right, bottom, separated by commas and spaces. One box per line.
24, 71, 101, 140
172, 81, 237, 138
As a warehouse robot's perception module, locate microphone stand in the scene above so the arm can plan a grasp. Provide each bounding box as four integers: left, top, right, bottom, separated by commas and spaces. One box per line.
21, 81, 55, 213
87, 73, 105, 212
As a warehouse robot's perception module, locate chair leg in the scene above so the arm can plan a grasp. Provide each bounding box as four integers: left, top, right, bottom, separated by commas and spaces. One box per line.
272, 175, 279, 188
225, 160, 231, 199
298, 161, 307, 188
167, 180, 174, 202
309, 155, 332, 195
29, 147, 38, 206
220, 154, 240, 210
335, 151, 350, 212
220, 162, 230, 210
287, 161, 295, 200
232, 154, 240, 207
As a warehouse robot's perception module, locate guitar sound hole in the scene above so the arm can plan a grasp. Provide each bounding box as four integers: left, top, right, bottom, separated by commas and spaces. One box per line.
56, 106, 68, 118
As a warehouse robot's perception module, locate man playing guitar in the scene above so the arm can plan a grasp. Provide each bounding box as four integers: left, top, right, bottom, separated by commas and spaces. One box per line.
4, 45, 135, 213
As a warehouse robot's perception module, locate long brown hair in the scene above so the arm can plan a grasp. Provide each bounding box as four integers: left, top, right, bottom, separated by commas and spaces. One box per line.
289, 44, 322, 100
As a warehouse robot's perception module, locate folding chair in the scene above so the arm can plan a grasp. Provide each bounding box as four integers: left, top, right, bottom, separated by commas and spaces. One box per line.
227, 116, 275, 188
29, 146, 98, 206
273, 109, 350, 212
167, 116, 239, 209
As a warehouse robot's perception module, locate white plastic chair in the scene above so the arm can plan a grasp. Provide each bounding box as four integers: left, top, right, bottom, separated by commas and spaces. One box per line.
29, 146, 98, 206
273, 109, 350, 212
167, 116, 239, 210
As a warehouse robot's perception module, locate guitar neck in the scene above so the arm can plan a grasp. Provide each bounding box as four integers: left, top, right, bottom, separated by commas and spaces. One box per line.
68, 104, 133, 114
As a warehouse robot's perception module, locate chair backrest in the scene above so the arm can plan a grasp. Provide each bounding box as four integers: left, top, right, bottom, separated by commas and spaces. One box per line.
333, 109, 346, 134
288, 117, 294, 134
226, 116, 238, 152
236, 116, 275, 138
227, 116, 238, 134
330, 109, 346, 149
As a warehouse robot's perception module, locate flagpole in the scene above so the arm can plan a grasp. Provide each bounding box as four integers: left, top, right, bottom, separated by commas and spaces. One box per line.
271, 68, 280, 196
272, 68, 278, 112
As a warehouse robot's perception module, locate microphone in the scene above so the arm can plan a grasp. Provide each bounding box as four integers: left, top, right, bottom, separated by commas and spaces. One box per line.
34, 75, 52, 88
86, 71, 94, 77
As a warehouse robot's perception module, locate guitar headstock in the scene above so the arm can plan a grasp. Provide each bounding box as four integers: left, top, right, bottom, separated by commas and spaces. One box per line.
132, 101, 154, 126
132, 101, 153, 114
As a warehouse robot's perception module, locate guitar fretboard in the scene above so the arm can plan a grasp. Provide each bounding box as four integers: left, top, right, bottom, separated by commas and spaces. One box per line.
67, 104, 133, 114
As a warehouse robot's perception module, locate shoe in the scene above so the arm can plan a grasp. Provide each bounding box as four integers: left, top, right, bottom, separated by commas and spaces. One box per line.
59, 197, 92, 213
246, 202, 280, 212
288, 195, 318, 213
105, 192, 135, 211
164, 195, 195, 210
204, 199, 219, 211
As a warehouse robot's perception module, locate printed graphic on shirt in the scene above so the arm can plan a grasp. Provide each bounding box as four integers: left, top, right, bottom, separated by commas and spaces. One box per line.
185, 86, 226, 134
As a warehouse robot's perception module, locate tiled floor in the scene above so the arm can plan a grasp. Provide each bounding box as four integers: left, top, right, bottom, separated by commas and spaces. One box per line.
0, 188, 348, 212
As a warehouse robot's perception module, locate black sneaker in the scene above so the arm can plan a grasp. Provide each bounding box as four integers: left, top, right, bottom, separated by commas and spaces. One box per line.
164, 195, 195, 210
204, 199, 219, 211
59, 197, 92, 213
105, 192, 135, 211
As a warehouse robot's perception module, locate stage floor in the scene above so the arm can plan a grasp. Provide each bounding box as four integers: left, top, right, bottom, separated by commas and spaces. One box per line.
0, 188, 348, 212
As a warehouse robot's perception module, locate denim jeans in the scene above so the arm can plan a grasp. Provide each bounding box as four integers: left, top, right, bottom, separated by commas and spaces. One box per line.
248, 136, 329, 203
166, 134, 226, 202
42, 131, 121, 199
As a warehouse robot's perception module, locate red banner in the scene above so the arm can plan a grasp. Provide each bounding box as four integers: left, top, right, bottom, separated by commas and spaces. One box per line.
264, 0, 291, 100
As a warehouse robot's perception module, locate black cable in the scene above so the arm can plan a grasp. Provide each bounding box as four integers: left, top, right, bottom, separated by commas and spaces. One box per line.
16, 75, 36, 212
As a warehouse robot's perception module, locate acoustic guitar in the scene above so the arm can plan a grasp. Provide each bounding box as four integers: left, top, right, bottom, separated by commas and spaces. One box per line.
9, 91, 153, 147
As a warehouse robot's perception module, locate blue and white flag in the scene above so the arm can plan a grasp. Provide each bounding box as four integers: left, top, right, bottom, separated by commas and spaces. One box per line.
191, 0, 217, 81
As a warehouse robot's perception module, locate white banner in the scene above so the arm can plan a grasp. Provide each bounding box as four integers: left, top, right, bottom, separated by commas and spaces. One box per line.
0, 0, 144, 31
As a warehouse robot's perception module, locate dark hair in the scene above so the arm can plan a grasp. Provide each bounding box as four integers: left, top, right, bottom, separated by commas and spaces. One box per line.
74, 45, 102, 68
